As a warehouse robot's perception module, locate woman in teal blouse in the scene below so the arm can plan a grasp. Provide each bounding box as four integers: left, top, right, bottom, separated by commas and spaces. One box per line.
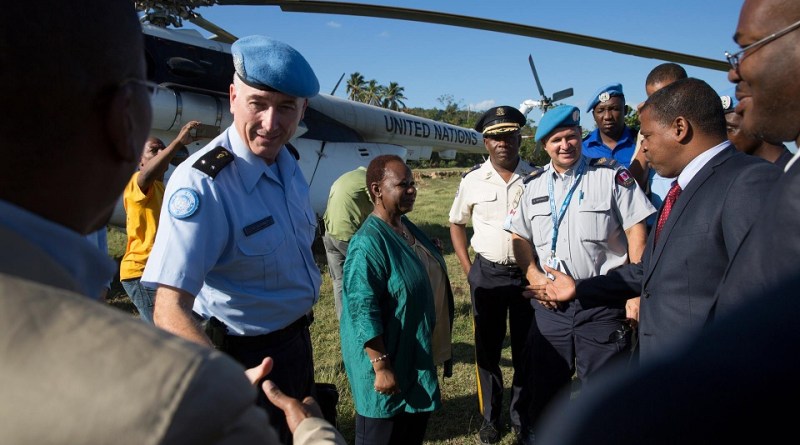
340, 155, 452, 444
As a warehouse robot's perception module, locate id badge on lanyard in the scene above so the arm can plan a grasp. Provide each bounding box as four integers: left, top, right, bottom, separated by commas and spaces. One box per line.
546, 160, 585, 279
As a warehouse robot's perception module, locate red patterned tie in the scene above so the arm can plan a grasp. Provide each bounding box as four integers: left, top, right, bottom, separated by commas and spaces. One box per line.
655, 181, 682, 242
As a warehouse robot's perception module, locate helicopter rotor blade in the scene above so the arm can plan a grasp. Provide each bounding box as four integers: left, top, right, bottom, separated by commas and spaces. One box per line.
228, 1, 729, 71
330, 72, 346, 95
528, 54, 546, 99
551, 88, 574, 103
188, 13, 238, 43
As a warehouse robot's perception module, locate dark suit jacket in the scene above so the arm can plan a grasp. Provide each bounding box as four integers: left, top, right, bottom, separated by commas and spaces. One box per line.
713, 157, 799, 318
575, 147, 780, 364
535, 273, 800, 445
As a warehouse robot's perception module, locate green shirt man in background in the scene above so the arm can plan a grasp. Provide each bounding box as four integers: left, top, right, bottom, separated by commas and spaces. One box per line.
322, 166, 372, 319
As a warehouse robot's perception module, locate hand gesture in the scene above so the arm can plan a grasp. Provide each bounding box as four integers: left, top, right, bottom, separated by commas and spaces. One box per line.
176, 120, 202, 145
263, 380, 325, 433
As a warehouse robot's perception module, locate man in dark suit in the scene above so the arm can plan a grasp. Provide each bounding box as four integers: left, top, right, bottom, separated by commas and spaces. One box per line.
528, 3, 800, 443
712, 0, 800, 319
528, 78, 781, 365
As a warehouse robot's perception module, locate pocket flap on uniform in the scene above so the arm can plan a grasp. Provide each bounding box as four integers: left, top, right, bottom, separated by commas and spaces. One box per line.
579, 200, 611, 213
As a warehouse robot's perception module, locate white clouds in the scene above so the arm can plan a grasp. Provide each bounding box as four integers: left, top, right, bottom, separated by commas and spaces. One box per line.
326, 21, 341, 28
468, 99, 495, 112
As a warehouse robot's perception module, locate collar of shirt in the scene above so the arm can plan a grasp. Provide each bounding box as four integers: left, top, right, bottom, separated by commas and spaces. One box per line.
677, 141, 731, 189
226, 127, 297, 193
583, 126, 635, 148
546, 156, 585, 181
0, 200, 115, 299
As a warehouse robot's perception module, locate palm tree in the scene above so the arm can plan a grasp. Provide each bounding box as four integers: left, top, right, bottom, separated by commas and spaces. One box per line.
346, 72, 366, 101
382, 82, 407, 111
363, 79, 383, 106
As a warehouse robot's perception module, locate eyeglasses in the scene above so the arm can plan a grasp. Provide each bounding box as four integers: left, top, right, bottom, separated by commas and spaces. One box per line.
725, 18, 800, 72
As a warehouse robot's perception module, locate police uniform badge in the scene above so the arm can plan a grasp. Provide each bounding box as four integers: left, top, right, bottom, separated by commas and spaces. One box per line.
615, 168, 635, 188
599, 92, 611, 102
169, 188, 200, 219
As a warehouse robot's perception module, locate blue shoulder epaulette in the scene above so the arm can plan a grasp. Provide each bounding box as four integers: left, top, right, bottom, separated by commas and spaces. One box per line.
192, 146, 233, 178
589, 157, 619, 169
461, 163, 482, 178
522, 166, 546, 184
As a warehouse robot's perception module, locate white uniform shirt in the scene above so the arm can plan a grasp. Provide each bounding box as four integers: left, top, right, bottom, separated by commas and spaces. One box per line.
449, 159, 536, 264
506, 157, 655, 280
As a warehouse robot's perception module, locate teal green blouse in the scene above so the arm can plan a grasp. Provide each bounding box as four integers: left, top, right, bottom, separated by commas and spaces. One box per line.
340, 215, 442, 418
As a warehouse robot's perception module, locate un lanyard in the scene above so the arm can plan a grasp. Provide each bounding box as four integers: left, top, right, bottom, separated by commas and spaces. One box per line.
548, 159, 586, 256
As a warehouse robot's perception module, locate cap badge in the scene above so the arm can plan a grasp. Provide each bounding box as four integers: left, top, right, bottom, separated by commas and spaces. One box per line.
572, 109, 580, 122
599, 92, 611, 102
496, 108, 506, 116
721, 95, 732, 110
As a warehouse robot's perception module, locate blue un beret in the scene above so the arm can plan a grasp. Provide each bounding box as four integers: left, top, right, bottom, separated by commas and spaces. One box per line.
586, 83, 625, 112
231, 35, 320, 98
535, 104, 581, 143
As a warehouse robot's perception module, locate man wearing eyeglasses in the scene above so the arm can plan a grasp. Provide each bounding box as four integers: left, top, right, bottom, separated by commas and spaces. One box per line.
713, 0, 800, 319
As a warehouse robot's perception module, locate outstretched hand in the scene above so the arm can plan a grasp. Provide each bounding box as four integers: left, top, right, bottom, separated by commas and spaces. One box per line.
245, 357, 274, 385
523, 265, 578, 303
263, 380, 324, 433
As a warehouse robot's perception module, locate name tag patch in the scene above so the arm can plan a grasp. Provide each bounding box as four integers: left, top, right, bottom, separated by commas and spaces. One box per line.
243, 216, 274, 236
531, 196, 548, 205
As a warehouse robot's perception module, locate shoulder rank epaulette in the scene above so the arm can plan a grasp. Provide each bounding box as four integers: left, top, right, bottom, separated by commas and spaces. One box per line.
522, 166, 546, 184
589, 157, 619, 169
461, 163, 482, 178
192, 146, 233, 179
286, 142, 300, 160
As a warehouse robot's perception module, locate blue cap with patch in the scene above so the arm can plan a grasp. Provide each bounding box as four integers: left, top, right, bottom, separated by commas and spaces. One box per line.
586, 83, 625, 112
535, 104, 581, 143
231, 35, 319, 98
719, 87, 739, 114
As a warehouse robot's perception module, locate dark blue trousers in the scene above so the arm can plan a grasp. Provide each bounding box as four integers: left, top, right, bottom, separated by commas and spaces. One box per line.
469, 254, 534, 430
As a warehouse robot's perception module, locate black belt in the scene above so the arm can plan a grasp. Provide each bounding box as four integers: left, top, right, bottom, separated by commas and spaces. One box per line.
226, 314, 311, 349
476, 254, 520, 271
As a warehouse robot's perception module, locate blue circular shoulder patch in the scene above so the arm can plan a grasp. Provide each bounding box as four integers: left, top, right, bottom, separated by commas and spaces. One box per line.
168, 188, 200, 219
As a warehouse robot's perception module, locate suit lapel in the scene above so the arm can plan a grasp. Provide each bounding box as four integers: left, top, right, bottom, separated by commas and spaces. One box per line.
644, 147, 735, 285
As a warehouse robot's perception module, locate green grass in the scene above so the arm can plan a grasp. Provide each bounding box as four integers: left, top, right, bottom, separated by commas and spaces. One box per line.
106, 168, 524, 444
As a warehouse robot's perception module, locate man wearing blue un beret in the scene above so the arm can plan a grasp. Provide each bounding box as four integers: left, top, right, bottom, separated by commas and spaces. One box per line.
508, 104, 655, 444
582, 83, 638, 170
142, 35, 332, 443
720, 92, 793, 168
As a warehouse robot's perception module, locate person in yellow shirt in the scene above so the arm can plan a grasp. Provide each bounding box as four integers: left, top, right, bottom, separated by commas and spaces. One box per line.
120, 121, 200, 322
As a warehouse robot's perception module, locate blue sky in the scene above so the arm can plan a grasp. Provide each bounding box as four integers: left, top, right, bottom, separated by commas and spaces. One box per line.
182, 0, 744, 125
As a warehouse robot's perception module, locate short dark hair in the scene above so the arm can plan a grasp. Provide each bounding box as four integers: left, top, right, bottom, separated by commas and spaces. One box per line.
366, 154, 405, 201
645, 63, 688, 87
642, 78, 727, 139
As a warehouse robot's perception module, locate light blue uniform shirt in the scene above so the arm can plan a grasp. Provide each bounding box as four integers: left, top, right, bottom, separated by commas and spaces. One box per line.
0, 200, 114, 299
142, 127, 321, 336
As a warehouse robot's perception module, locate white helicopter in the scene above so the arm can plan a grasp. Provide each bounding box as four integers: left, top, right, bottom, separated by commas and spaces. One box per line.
115, 0, 729, 227
110, 3, 486, 226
